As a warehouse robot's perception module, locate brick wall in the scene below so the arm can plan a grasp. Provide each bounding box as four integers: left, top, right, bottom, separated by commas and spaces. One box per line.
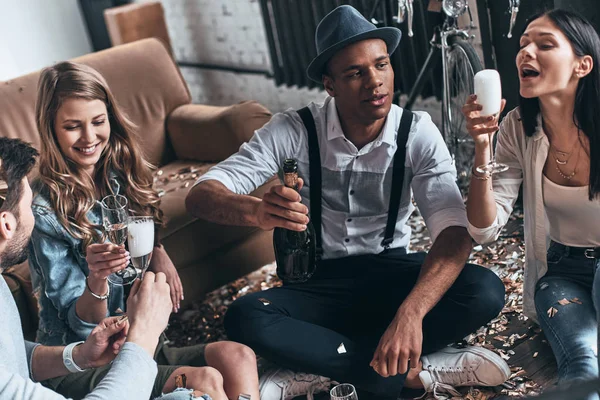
136, 0, 465, 124
135, 0, 326, 113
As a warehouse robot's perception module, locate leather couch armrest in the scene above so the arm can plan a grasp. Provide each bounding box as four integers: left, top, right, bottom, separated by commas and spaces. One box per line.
166, 101, 272, 162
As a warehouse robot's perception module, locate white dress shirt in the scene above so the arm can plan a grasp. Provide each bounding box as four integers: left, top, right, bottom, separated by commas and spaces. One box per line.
197, 97, 468, 260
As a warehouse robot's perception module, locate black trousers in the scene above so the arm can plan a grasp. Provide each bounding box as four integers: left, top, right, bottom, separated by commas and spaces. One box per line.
224, 249, 506, 398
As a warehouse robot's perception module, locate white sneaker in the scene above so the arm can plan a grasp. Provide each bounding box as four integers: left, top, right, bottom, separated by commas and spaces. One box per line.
418, 346, 510, 398
259, 367, 335, 400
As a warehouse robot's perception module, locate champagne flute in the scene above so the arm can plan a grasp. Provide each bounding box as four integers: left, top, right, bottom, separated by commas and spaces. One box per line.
101, 194, 138, 285
474, 69, 509, 174
330, 384, 358, 400
127, 216, 154, 279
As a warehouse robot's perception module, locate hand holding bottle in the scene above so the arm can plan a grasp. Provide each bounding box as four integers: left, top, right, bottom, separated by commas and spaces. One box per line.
255, 177, 310, 232
272, 159, 318, 284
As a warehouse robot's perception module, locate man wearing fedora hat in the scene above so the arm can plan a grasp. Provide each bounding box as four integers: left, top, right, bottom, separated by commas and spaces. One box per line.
187, 5, 509, 399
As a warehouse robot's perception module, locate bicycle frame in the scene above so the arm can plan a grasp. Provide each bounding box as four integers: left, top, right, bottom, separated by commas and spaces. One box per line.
441, 28, 470, 141
401, 11, 471, 141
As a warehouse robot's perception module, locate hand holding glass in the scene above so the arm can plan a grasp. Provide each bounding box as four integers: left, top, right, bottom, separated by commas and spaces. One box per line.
474, 69, 509, 174
101, 195, 138, 285
127, 216, 154, 279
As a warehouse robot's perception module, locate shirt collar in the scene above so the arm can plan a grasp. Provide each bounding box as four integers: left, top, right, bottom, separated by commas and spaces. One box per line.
326, 97, 345, 141
325, 97, 396, 146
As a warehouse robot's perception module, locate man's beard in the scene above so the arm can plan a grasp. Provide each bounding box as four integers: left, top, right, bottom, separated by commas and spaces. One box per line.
0, 230, 29, 272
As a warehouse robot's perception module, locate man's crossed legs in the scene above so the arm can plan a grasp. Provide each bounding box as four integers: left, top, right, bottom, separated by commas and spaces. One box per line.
225, 250, 508, 399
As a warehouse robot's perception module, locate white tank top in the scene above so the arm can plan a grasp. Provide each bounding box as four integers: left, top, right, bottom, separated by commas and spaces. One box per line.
543, 174, 600, 247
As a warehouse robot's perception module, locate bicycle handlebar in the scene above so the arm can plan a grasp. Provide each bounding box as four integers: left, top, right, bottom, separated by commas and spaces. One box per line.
507, 0, 520, 38
398, 0, 415, 37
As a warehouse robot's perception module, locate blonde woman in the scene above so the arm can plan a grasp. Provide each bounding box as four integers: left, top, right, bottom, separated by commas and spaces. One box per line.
28, 61, 259, 400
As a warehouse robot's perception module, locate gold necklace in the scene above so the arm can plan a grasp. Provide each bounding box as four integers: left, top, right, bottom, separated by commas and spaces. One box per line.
553, 149, 570, 165
550, 132, 581, 165
554, 145, 580, 180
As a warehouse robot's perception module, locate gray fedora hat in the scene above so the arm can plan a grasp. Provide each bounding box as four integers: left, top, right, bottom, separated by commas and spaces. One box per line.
306, 5, 402, 83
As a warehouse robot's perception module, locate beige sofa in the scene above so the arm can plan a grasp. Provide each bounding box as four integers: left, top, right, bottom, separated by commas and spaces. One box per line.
0, 38, 277, 340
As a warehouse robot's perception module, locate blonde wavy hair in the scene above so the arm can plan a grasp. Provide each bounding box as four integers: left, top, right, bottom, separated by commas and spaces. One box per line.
35, 61, 162, 250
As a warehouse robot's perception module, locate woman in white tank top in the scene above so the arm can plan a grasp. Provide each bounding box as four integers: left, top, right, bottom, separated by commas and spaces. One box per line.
462, 8, 600, 399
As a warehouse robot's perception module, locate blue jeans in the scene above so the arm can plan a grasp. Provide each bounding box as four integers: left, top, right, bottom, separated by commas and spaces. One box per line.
535, 241, 600, 399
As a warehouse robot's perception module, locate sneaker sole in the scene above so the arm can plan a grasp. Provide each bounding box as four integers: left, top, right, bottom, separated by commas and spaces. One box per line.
441, 346, 511, 384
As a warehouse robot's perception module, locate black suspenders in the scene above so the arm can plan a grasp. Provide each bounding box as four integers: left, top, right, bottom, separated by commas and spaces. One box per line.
297, 107, 324, 260
296, 107, 414, 255
382, 109, 414, 249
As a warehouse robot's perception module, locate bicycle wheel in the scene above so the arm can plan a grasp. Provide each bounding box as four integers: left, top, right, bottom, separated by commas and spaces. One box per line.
443, 35, 483, 194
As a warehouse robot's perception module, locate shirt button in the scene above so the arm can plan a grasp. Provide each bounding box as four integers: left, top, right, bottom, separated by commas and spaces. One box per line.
347, 218, 352, 222
349, 190, 355, 195
344, 238, 350, 243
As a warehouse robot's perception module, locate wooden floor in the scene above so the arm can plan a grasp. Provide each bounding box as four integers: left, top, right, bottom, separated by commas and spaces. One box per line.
494, 313, 558, 393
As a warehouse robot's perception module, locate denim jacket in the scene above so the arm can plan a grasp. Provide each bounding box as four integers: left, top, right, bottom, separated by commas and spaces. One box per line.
28, 179, 126, 346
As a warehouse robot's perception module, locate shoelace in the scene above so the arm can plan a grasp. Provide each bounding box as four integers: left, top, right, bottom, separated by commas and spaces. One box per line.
428, 365, 476, 387
415, 382, 462, 400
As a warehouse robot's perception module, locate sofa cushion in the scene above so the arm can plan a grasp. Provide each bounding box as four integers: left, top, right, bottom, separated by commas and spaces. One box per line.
156, 160, 278, 268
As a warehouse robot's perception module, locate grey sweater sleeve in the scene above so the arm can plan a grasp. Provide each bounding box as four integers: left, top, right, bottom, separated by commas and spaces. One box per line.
24, 340, 41, 380
2, 342, 158, 400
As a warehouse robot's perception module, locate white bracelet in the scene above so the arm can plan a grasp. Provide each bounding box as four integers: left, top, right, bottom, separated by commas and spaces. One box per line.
63, 341, 87, 373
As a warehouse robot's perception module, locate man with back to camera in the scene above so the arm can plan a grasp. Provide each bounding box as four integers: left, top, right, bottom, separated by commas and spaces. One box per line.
186, 5, 510, 399
0, 137, 174, 399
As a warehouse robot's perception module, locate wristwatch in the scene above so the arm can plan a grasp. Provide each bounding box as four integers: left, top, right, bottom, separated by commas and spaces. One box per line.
63, 341, 87, 373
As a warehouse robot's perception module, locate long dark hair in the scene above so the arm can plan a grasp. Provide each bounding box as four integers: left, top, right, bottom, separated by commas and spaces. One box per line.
518, 9, 600, 200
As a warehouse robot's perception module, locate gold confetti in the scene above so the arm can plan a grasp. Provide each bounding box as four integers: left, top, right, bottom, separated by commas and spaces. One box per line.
337, 343, 347, 354
547, 307, 558, 317
164, 207, 546, 399
533, 352, 539, 358
558, 298, 571, 306
571, 298, 583, 304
